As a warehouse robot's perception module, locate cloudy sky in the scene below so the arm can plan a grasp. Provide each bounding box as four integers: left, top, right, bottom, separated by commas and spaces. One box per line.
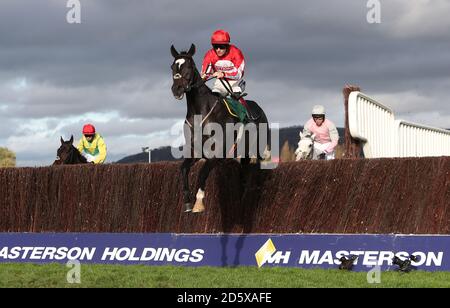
1, 0, 449, 166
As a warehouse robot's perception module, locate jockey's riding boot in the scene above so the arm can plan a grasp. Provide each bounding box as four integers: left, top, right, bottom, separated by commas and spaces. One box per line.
245, 108, 258, 122
213, 91, 227, 98
233, 92, 259, 122
244, 102, 259, 122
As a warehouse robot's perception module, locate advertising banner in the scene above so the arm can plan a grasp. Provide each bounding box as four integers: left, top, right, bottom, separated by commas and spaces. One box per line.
0, 233, 448, 271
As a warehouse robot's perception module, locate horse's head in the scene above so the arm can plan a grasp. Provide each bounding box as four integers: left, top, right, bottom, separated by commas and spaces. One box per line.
295, 132, 315, 161
53, 135, 77, 165
170, 44, 197, 100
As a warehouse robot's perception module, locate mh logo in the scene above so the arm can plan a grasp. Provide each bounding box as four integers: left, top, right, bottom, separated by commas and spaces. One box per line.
255, 239, 291, 268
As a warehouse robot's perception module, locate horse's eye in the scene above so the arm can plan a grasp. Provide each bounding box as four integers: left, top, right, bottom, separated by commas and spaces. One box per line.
309, 144, 312, 147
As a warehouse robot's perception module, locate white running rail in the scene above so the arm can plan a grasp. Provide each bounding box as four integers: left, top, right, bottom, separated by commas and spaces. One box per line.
395, 120, 450, 157
348, 91, 450, 158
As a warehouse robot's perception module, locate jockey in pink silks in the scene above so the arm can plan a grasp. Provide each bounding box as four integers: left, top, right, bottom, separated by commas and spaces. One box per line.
302, 105, 339, 160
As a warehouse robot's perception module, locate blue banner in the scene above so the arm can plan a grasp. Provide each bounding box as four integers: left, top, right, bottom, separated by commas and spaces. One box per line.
0, 233, 449, 271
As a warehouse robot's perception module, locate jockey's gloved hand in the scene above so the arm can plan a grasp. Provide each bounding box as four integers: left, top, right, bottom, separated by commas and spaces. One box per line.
213, 71, 225, 79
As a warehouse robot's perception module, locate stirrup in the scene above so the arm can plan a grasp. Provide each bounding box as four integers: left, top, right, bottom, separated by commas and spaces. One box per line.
236, 93, 248, 100
230, 92, 247, 101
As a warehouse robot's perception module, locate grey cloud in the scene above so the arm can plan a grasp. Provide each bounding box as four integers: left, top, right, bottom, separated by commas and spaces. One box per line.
0, 76, 183, 119
2, 0, 449, 94
1, 0, 446, 89
0, 116, 16, 141
57, 117, 181, 140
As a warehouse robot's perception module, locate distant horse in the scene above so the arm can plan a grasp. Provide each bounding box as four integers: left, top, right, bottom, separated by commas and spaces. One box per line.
53, 136, 88, 165
170, 44, 270, 213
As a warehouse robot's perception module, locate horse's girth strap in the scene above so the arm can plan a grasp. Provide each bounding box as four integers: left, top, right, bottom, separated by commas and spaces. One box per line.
184, 100, 219, 128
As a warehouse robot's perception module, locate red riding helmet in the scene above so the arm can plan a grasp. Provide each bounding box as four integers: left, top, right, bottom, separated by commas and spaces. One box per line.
211, 29, 230, 45
82, 124, 96, 135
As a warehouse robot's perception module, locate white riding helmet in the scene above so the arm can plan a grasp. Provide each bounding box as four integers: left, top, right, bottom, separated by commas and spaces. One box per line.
312, 105, 325, 116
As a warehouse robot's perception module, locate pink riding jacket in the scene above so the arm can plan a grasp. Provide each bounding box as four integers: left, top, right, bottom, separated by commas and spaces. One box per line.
303, 118, 339, 154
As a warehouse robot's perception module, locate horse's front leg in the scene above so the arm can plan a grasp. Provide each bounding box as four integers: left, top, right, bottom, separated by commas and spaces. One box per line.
192, 158, 218, 213
181, 158, 195, 212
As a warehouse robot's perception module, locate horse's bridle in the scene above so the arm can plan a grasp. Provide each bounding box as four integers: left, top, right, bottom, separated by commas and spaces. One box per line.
173, 56, 219, 128
173, 56, 213, 92
307, 140, 314, 160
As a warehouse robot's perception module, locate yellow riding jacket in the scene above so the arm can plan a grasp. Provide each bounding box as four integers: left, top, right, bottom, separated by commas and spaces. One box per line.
77, 133, 107, 164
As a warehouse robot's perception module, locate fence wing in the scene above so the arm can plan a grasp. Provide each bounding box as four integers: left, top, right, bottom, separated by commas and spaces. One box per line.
348, 91, 450, 158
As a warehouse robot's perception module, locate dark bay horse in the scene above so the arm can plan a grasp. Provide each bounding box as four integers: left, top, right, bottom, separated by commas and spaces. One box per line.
170, 44, 270, 213
53, 136, 88, 165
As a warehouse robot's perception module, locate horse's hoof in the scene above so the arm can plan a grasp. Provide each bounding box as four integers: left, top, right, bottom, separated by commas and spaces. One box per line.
192, 201, 205, 213
184, 203, 193, 213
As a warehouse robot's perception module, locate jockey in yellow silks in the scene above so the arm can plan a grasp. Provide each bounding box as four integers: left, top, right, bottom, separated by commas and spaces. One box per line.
77, 124, 107, 164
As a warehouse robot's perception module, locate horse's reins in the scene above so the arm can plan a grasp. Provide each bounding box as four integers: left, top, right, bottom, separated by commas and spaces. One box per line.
182, 62, 246, 155
173, 58, 219, 128
205, 63, 245, 101
175, 56, 215, 92
308, 139, 314, 160
186, 75, 215, 92
182, 60, 242, 128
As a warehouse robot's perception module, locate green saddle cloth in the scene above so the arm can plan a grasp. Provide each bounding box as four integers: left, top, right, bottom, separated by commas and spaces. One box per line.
224, 97, 248, 123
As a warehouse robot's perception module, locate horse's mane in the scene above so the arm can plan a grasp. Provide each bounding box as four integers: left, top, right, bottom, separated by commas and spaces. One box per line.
66, 144, 87, 164
54, 138, 88, 165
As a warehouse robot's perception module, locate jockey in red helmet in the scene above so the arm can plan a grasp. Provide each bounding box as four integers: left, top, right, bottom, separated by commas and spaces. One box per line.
201, 29, 246, 96
201, 30, 256, 120
77, 124, 107, 164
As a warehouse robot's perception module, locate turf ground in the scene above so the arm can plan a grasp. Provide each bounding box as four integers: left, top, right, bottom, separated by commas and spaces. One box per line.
1, 264, 450, 288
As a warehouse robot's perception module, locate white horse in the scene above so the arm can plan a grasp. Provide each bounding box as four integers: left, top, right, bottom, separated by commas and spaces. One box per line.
295, 132, 328, 161
295, 132, 315, 160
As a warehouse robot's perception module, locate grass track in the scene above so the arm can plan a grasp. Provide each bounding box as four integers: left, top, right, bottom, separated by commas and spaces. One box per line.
1, 263, 450, 288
